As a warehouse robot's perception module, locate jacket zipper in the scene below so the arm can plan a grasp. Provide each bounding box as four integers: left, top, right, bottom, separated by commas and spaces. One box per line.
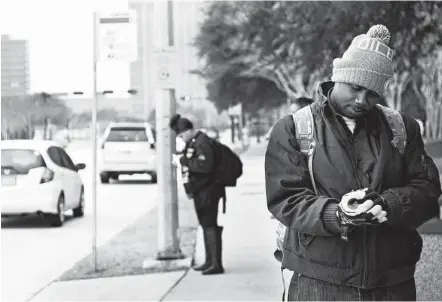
323, 106, 369, 287
324, 109, 363, 188
347, 134, 368, 288
362, 226, 368, 287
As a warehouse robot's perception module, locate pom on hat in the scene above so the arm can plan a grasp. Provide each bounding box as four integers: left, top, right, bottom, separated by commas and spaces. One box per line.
366, 24, 391, 45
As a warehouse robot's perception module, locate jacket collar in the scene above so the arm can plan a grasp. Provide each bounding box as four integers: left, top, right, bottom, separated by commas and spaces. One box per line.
316, 81, 381, 135
186, 130, 201, 146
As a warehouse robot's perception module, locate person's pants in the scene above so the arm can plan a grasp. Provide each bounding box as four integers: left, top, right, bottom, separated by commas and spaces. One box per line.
193, 195, 219, 228
288, 273, 416, 301
192, 192, 224, 274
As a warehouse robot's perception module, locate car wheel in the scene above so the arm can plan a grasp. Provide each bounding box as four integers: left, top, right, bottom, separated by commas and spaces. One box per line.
100, 172, 109, 184
150, 172, 157, 184
73, 188, 85, 217
47, 194, 65, 227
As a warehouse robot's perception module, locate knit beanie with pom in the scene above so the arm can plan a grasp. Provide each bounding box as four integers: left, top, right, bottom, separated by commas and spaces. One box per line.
331, 24, 394, 96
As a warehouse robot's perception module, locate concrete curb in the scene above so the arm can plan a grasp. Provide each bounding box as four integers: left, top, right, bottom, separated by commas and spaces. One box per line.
30, 271, 187, 301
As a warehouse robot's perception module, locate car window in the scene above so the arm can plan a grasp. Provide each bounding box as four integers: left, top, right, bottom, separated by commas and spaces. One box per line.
106, 127, 149, 142
1, 149, 46, 174
57, 148, 77, 171
47, 146, 64, 167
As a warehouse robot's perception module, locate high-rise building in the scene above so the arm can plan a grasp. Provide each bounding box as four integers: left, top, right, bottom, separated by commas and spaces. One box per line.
128, 1, 208, 118
1, 35, 30, 97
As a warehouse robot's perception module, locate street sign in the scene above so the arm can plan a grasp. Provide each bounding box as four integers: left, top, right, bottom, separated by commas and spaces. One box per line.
98, 11, 137, 62
152, 48, 176, 89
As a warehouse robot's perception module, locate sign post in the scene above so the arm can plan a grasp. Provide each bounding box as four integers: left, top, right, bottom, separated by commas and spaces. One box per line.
92, 12, 99, 272
91, 10, 137, 272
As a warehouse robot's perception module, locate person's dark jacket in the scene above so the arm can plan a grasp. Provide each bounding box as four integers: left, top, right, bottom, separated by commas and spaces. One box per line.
181, 131, 224, 208
265, 81, 441, 289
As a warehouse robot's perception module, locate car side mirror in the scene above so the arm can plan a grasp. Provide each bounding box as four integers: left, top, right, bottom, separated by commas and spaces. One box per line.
76, 163, 86, 170
150, 143, 155, 150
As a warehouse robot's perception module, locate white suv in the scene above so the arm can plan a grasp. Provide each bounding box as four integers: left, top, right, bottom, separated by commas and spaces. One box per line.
99, 122, 157, 183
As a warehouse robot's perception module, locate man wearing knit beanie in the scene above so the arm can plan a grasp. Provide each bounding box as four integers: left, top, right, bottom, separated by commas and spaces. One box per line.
265, 24, 440, 301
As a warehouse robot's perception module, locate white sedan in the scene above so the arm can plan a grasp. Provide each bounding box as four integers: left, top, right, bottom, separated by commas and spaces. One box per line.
1, 140, 86, 227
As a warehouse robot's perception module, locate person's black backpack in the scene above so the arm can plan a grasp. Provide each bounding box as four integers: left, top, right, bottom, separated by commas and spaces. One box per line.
212, 140, 243, 187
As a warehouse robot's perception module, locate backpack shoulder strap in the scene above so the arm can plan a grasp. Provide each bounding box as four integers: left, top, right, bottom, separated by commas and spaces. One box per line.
276, 106, 317, 296
291, 106, 318, 195
376, 104, 407, 155
292, 106, 315, 155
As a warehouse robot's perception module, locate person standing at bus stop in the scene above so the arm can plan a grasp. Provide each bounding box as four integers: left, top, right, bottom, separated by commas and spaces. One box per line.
170, 114, 225, 275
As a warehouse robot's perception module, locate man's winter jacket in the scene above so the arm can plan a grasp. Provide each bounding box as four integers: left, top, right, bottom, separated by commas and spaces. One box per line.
265, 82, 441, 289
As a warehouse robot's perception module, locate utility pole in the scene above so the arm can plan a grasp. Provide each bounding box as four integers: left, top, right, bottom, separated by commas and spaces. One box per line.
152, 0, 183, 260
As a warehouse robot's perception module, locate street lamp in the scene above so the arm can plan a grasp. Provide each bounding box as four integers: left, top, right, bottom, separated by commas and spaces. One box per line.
179, 96, 206, 102
127, 89, 138, 95
180, 95, 191, 102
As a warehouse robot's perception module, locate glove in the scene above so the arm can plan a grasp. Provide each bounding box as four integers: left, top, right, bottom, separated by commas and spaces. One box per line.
185, 147, 195, 159
171, 154, 181, 167
337, 188, 388, 241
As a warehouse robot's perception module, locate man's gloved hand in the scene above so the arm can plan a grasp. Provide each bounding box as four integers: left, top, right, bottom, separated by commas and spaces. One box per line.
337, 188, 389, 241
338, 188, 388, 224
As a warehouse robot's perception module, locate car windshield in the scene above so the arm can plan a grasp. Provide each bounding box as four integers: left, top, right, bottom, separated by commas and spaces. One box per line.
106, 127, 149, 142
1, 149, 46, 174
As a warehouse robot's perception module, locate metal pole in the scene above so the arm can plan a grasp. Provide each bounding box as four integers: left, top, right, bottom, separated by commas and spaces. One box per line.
92, 11, 99, 272
154, 0, 182, 260
141, 3, 150, 120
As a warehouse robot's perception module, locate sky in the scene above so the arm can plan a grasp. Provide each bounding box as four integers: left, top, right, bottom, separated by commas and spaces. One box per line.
1, 0, 132, 95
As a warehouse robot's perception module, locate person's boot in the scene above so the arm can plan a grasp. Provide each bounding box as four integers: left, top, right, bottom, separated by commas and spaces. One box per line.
193, 228, 211, 271
202, 226, 224, 275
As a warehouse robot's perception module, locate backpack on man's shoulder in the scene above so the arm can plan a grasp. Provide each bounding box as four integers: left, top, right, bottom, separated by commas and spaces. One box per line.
275, 104, 407, 262
212, 139, 243, 187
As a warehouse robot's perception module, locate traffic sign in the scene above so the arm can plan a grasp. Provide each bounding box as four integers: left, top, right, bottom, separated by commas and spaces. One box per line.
152, 48, 176, 89
98, 11, 137, 62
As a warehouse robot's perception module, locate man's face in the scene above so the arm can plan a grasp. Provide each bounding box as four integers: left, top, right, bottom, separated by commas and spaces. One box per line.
178, 129, 193, 143
331, 82, 382, 118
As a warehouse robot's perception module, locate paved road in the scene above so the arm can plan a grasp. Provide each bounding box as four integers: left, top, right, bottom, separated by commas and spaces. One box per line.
1, 144, 158, 301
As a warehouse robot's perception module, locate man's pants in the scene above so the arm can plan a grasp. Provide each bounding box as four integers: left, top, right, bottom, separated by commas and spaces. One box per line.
288, 273, 416, 301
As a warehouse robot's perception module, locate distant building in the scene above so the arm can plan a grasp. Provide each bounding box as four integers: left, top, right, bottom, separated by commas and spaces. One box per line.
128, 1, 208, 118
1, 35, 30, 97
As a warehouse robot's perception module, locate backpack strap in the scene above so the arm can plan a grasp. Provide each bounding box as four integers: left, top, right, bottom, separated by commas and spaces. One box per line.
276, 106, 319, 302
292, 106, 318, 195
376, 104, 407, 155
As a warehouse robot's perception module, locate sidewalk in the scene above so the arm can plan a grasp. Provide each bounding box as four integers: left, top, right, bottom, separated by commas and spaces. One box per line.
29, 141, 441, 301
30, 143, 267, 302
163, 143, 282, 300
